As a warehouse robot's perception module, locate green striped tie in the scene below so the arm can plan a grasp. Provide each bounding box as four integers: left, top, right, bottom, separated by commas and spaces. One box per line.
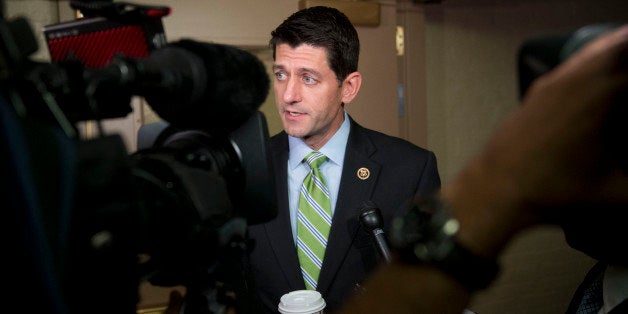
297, 151, 331, 290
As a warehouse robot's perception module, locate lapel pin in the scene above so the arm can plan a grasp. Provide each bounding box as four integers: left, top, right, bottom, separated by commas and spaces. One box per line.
357, 167, 370, 180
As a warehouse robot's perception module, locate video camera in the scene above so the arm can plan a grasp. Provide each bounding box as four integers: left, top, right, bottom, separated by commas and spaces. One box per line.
1, 1, 276, 313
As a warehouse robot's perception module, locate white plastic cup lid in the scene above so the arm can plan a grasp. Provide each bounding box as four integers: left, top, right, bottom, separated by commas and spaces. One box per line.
278, 290, 326, 314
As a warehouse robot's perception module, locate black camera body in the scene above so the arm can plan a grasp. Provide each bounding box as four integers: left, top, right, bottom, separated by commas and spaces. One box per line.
1, 2, 275, 313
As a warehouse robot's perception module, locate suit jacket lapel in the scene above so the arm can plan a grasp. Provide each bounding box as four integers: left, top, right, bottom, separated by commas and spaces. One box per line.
317, 119, 380, 294
264, 132, 305, 290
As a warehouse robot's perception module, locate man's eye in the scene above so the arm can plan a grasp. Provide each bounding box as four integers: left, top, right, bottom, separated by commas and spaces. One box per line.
303, 76, 316, 84
275, 72, 286, 80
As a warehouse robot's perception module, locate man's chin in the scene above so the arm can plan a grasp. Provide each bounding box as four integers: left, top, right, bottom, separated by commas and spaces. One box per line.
283, 125, 309, 139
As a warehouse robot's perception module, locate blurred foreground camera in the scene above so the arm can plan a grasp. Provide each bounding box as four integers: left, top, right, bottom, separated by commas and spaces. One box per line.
1, 2, 275, 314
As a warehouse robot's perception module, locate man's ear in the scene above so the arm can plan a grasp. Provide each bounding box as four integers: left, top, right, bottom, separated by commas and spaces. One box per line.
341, 71, 362, 104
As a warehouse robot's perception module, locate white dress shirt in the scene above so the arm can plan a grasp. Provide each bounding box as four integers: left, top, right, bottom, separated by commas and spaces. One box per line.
600, 264, 628, 313
286, 111, 350, 243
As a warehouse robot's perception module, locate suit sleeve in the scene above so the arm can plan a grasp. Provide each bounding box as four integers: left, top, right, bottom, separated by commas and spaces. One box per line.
416, 151, 441, 197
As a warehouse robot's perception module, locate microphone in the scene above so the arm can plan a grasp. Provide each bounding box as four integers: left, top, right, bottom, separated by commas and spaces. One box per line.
89, 39, 270, 132
359, 201, 392, 264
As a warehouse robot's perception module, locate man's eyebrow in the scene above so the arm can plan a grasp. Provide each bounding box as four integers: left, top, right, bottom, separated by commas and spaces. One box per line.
299, 67, 322, 78
271, 65, 323, 78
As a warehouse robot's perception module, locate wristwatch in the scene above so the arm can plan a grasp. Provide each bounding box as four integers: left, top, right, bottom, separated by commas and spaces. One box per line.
390, 196, 500, 291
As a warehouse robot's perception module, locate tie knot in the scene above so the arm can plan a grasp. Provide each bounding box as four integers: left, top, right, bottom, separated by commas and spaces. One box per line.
304, 151, 327, 170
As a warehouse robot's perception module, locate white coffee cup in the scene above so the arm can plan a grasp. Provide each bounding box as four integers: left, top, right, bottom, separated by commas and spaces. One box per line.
278, 290, 326, 314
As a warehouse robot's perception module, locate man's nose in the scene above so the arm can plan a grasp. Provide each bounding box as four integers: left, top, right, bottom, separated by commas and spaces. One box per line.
282, 77, 301, 104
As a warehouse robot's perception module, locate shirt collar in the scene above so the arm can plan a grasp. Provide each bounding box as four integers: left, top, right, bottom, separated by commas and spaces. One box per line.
603, 264, 628, 312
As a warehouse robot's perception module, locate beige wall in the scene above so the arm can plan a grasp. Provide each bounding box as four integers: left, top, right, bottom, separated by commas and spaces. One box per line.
6, 0, 628, 313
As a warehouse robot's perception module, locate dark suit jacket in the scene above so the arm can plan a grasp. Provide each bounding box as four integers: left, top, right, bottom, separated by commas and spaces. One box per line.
246, 117, 441, 313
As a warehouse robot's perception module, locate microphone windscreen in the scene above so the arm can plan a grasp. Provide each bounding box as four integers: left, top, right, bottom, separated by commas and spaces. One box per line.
359, 200, 383, 231
145, 39, 270, 132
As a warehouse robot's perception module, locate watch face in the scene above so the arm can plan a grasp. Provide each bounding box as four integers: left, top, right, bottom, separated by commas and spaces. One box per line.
391, 198, 499, 291
391, 200, 459, 262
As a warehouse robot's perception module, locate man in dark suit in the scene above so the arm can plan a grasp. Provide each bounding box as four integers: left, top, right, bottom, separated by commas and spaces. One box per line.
246, 6, 441, 313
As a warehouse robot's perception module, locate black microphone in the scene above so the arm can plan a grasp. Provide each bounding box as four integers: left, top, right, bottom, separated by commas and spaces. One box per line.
359, 201, 392, 264
91, 39, 270, 132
